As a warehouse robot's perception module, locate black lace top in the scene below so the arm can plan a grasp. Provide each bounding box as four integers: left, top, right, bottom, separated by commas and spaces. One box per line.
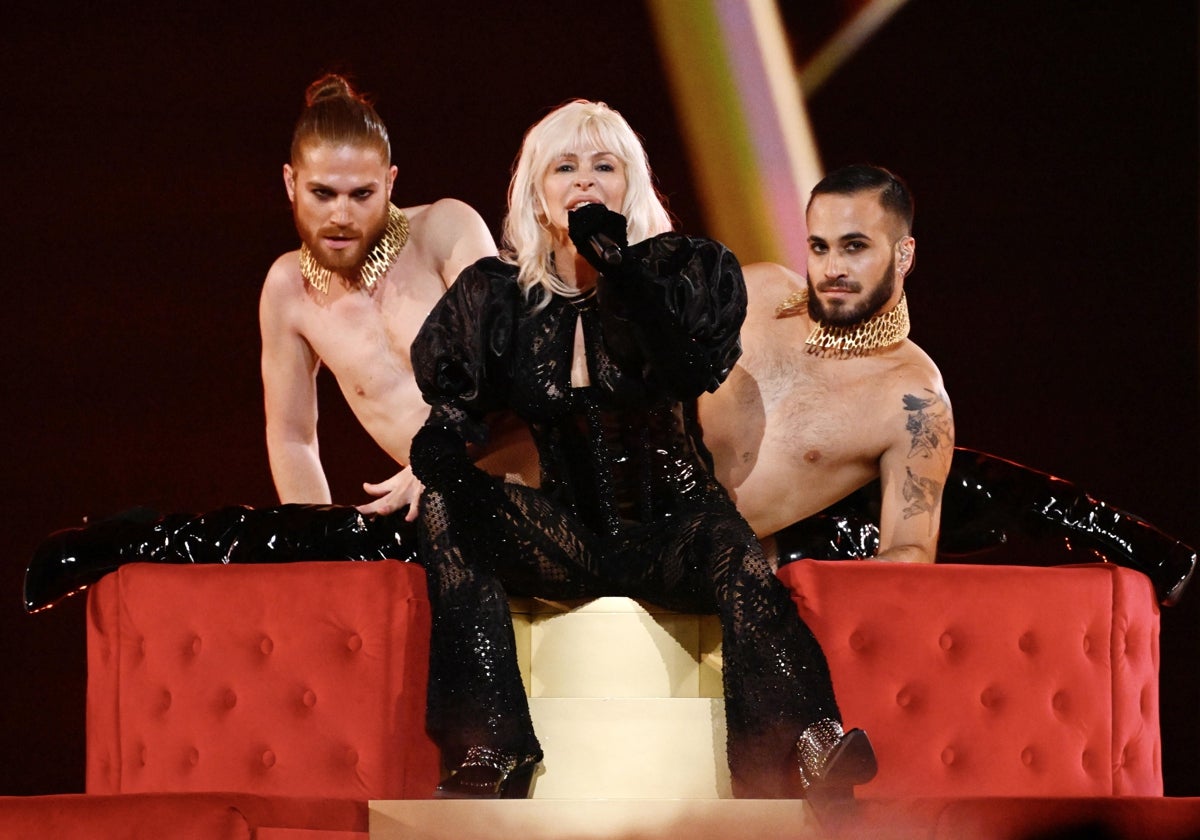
411, 233, 746, 537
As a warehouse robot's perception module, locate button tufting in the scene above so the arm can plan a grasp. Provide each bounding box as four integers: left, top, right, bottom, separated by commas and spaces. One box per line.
1021, 747, 1035, 767
161, 689, 172, 712
345, 747, 359, 766
979, 686, 1002, 710
223, 689, 237, 709
260, 636, 274, 655
262, 750, 276, 768
848, 630, 867, 652
938, 632, 954, 651
302, 689, 317, 708
895, 687, 914, 708
1052, 691, 1069, 713
1082, 634, 1092, 654
346, 633, 363, 652
940, 747, 956, 766
187, 747, 200, 766
1017, 632, 1036, 653
190, 636, 202, 656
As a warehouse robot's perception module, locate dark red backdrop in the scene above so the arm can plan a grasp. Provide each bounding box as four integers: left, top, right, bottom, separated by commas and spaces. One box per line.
3, 1, 1196, 795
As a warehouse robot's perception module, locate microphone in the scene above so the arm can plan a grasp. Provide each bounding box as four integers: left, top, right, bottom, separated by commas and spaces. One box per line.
589, 232, 624, 266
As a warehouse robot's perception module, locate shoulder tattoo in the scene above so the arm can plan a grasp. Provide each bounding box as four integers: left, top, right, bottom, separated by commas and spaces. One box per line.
902, 389, 952, 459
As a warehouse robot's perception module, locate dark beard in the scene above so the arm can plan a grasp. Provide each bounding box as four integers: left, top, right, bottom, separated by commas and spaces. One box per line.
807, 256, 897, 327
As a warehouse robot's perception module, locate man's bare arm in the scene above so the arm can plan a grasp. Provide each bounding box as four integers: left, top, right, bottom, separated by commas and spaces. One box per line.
355, 199, 498, 515
259, 259, 331, 503
876, 383, 954, 563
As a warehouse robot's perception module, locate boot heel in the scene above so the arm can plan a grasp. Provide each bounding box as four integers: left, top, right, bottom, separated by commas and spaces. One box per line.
499, 761, 536, 799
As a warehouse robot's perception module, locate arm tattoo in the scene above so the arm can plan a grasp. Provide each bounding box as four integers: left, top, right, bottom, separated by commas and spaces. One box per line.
903, 390, 952, 459
902, 466, 942, 520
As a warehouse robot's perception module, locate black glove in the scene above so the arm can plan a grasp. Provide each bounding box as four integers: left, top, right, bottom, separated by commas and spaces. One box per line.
568, 203, 629, 274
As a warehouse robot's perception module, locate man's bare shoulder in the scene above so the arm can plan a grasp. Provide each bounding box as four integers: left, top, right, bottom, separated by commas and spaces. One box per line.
403, 198, 488, 245
406, 197, 484, 224
261, 249, 304, 306
742, 261, 804, 320
259, 250, 310, 341
401, 198, 496, 285
874, 339, 953, 446
888, 339, 947, 395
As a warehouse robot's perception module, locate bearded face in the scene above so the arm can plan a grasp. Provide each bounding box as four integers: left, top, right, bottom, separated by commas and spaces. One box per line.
286, 141, 395, 282
807, 253, 897, 327
295, 198, 389, 277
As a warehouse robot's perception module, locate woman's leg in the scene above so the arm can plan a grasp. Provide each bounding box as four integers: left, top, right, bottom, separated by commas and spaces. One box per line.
419, 476, 613, 795
624, 507, 873, 798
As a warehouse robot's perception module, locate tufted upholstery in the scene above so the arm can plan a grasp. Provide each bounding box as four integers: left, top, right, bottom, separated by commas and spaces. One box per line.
778, 560, 1161, 799
85, 560, 440, 800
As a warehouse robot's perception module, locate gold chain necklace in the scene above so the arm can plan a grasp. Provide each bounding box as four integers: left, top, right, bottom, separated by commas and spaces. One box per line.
775, 287, 910, 358
299, 203, 410, 294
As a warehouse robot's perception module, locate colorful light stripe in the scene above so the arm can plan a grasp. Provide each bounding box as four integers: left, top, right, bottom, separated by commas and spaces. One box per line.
647, 0, 823, 271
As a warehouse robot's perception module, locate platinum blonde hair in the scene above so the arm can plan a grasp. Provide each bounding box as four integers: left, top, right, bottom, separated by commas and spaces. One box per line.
502, 100, 673, 302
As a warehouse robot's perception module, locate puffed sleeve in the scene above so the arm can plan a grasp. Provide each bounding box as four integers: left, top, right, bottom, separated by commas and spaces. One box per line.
409, 259, 519, 480
595, 233, 746, 399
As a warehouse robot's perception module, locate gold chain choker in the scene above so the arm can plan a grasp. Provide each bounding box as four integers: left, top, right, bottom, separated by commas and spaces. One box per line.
775, 287, 910, 358
300, 203, 410, 294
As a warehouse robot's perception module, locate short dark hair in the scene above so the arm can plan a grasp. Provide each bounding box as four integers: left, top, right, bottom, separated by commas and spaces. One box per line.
809, 164, 914, 233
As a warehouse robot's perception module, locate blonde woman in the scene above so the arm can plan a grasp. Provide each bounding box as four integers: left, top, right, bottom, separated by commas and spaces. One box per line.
410, 100, 876, 801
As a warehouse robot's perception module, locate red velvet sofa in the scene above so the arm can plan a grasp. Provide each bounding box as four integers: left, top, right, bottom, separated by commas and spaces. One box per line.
1, 557, 1188, 838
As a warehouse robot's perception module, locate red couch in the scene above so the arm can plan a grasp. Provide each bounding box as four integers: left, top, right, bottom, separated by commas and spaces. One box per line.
0, 557, 1176, 837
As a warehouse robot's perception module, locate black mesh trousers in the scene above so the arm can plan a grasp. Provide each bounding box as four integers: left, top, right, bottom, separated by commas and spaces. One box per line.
418, 466, 844, 797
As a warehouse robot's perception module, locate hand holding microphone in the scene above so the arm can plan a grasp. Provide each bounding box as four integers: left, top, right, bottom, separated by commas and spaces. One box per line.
568, 203, 629, 272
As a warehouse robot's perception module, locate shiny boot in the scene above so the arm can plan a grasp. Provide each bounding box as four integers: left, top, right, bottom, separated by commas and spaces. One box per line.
24, 503, 418, 613
434, 746, 541, 799
795, 720, 877, 802
938, 447, 1196, 606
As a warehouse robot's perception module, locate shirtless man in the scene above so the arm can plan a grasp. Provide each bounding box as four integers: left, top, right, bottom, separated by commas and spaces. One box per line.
700, 164, 953, 564
23, 74, 539, 612
260, 73, 535, 515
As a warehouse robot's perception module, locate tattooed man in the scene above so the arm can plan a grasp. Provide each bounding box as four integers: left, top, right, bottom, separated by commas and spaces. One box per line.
700, 164, 953, 566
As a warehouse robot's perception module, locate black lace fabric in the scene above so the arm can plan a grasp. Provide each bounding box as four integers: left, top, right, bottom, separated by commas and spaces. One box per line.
411, 236, 843, 796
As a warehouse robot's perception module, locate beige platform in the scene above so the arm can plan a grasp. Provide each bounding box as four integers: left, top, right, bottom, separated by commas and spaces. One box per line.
510, 597, 731, 799
370, 799, 821, 840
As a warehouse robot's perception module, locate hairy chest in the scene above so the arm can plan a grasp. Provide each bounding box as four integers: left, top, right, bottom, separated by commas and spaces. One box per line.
751, 345, 893, 468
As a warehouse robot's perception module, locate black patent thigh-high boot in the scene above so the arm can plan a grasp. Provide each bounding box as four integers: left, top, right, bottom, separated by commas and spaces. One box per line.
24, 503, 417, 613
26, 506, 184, 613
938, 448, 1196, 605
